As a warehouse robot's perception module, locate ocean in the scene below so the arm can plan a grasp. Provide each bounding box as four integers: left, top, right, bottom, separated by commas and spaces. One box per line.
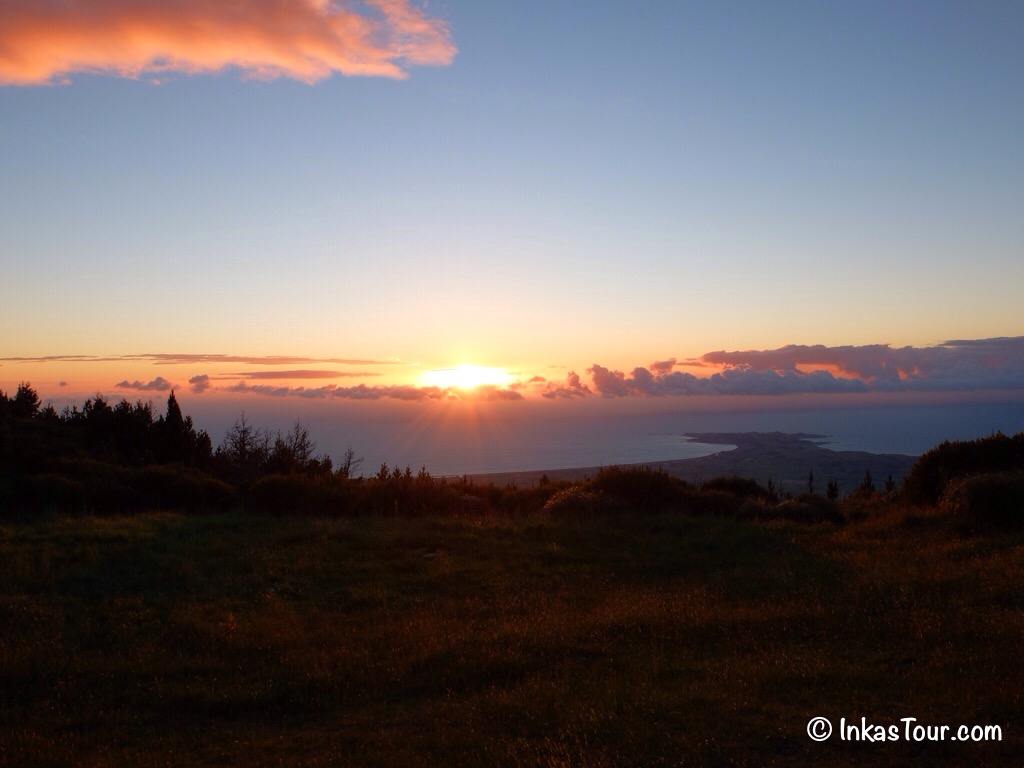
185, 394, 1024, 478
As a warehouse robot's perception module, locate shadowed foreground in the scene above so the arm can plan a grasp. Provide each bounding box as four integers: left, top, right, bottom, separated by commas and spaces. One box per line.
1, 508, 1021, 766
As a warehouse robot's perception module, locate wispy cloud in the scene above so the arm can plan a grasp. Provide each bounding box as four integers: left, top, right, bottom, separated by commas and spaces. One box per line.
0, 355, 124, 363
116, 376, 175, 392
220, 381, 526, 401
225, 381, 449, 401
0, 0, 455, 86
2, 353, 398, 366
226, 370, 381, 380
132, 353, 399, 366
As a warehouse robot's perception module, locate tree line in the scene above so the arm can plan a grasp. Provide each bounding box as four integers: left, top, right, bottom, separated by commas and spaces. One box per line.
0, 383, 366, 512
2, 382, 1022, 530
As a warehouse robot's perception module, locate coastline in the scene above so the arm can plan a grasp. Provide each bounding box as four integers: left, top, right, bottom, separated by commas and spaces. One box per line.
463, 431, 920, 495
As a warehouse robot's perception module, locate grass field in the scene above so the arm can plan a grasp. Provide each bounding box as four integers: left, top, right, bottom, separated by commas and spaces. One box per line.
1, 506, 1021, 766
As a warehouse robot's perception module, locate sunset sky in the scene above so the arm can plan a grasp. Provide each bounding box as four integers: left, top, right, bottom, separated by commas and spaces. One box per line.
2, 1, 1023, 442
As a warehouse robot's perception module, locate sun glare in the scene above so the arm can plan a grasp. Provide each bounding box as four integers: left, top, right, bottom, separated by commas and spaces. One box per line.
419, 364, 515, 390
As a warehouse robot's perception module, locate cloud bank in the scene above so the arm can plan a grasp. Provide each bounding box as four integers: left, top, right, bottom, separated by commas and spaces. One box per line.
587, 363, 870, 397
579, 338, 1024, 398
0, 0, 455, 86
697, 337, 1024, 393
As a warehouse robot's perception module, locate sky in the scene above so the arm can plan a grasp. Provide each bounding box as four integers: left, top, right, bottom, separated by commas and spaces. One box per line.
2, 0, 1023, 464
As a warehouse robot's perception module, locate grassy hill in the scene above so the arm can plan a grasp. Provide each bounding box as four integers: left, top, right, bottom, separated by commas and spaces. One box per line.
3, 390, 1022, 765
2, 504, 1020, 766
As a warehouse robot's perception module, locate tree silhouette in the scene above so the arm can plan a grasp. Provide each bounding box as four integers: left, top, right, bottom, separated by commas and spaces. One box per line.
337, 447, 363, 479
217, 412, 271, 482
270, 419, 317, 474
155, 390, 196, 465
11, 382, 41, 420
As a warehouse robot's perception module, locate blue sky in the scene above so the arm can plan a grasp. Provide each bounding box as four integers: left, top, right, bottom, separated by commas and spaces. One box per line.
1, 0, 1023, 408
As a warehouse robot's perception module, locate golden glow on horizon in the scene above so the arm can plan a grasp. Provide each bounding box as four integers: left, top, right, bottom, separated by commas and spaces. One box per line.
419, 365, 515, 390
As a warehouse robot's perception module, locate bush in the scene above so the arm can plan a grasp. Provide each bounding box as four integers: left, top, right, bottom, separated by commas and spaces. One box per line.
701, 476, 771, 501
903, 432, 1024, 506
248, 473, 358, 516
542, 487, 621, 518
20, 473, 88, 513
680, 488, 744, 517
586, 466, 690, 513
940, 471, 1024, 532
60, 459, 139, 512
133, 465, 234, 511
765, 494, 842, 524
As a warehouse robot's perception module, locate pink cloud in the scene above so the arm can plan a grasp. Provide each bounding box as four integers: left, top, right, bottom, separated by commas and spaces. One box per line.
541, 371, 592, 399
189, 374, 211, 394
116, 376, 175, 392
582, 337, 1024, 398
0, 0, 455, 86
649, 358, 677, 376
587, 361, 871, 397
701, 338, 1024, 391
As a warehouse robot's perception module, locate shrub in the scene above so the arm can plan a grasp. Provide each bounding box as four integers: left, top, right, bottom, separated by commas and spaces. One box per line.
249, 473, 307, 514
903, 432, 1024, 506
701, 476, 771, 501
133, 465, 234, 511
586, 466, 690, 513
766, 494, 842, 524
542, 487, 620, 518
940, 471, 1024, 532
60, 459, 139, 512
249, 473, 357, 516
21, 472, 88, 513
680, 488, 744, 517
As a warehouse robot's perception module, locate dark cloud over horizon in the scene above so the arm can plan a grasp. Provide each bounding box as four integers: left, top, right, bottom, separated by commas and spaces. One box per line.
698, 337, 1024, 393
581, 337, 1024, 398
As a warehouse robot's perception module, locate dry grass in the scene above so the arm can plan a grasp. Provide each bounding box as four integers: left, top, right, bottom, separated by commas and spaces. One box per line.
1, 507, 1021, 766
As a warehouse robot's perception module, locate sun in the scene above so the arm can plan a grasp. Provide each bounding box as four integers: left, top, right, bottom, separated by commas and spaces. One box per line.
419, 364, 515, 390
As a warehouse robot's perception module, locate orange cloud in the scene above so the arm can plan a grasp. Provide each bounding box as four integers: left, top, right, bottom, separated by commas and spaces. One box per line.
0, 0, 455, 86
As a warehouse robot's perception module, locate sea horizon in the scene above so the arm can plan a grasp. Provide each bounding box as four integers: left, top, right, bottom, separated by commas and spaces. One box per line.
167, 395, 1024, 478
